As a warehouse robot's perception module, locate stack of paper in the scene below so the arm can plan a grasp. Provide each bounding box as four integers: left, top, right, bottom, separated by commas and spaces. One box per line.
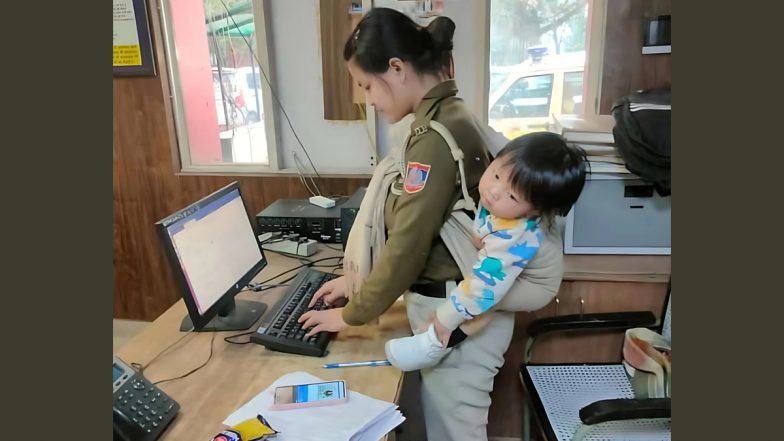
552, 114, 630, 175
224, 371, 405, 441
552, 114, 616, 144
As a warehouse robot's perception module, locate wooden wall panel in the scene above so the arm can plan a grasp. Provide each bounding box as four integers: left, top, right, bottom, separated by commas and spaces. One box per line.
320, 0, 364, 120
599, 0, 672, 114
113, 97, 369, 321
113, 0, 370, 320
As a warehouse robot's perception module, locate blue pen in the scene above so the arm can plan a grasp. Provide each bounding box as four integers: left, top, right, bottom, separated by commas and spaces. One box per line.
323, 359, 392, 369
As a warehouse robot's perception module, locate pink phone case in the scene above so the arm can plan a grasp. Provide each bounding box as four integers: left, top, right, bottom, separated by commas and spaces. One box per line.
269, 380, 348, 410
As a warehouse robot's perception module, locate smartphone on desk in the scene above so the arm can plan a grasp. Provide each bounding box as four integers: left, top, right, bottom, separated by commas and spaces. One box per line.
270, 380, 347, 410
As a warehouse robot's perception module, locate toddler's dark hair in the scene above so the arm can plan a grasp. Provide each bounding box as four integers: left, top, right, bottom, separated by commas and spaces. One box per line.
343, 7, 455, 77
496, 132, 588, 220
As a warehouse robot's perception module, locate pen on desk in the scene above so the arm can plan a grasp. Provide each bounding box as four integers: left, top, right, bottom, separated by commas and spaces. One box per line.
323, 359, 392, 369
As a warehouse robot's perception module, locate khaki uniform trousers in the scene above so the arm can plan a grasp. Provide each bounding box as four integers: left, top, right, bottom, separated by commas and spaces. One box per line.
404, 291, 515, 441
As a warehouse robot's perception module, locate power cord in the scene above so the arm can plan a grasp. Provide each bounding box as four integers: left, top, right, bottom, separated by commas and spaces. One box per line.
131, 328, 196, 374
217, 0, 325, 195
224, 330, 256, 345
293, 151, 322, 197
152, 332, 217, 386
253, 256, 344, 287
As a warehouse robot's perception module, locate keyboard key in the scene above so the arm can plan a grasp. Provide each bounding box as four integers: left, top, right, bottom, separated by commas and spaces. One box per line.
253, 269, 337, 356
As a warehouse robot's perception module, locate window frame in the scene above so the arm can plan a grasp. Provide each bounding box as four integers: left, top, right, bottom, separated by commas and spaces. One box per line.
561, 70, 585, 116
483, 0, 607, 123
583, 0, 608, 118
153, 0, 608, 175
158, 0, 281, 174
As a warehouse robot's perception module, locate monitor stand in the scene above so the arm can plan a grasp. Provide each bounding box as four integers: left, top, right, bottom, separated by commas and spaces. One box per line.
180, 299, 267, 332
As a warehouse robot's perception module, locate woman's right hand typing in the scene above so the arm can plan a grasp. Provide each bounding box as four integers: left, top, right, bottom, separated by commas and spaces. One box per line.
309, 275, 348, 307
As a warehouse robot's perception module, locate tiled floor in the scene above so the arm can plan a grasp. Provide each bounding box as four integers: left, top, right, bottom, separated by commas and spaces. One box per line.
113, 319, 150, 353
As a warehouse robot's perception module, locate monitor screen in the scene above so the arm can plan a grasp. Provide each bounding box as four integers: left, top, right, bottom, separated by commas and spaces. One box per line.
156, 182, 267, 331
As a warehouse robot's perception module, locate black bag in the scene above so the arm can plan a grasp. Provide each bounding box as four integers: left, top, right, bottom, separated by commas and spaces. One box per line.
611, 87, 671, 196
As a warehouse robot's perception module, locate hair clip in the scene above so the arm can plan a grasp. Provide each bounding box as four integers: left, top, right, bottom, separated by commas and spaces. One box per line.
354, 29, 360, 41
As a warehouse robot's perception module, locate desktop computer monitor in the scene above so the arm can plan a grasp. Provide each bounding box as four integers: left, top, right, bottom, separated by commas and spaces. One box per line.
155, 182, 268, 331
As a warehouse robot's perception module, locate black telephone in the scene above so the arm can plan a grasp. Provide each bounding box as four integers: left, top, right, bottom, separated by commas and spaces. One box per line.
113, 356, 180, 441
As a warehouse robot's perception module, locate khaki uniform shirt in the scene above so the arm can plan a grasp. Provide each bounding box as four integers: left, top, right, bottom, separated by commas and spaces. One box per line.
343, 80, 490, 325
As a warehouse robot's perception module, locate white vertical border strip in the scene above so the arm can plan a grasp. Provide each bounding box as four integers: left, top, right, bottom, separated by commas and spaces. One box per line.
478, 0, 491, 125
583, 0, 608, 118
252, 0, 281, 170
363, 0, 380, 167
157, 0, 193, 170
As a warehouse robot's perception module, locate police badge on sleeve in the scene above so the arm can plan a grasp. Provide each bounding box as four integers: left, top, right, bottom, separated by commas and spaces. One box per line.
404, 161, 432, 194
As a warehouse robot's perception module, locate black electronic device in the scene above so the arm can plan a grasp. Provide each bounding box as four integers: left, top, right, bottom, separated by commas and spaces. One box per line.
644, 15, 671, 47
113, 356, 180, 441
256, 191, 363, 244
155, 182, 268, 332
340, 187, 366, 250
250, 268, 339, 357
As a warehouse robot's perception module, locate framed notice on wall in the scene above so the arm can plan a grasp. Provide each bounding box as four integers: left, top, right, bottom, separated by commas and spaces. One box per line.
113, 0, 156, 76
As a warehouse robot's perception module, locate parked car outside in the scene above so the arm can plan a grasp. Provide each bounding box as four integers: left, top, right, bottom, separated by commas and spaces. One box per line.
488, 51, 585, 140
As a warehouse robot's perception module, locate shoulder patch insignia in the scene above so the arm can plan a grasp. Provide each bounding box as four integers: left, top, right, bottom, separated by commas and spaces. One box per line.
413, 125, 429, 136
404, 161, 432, 194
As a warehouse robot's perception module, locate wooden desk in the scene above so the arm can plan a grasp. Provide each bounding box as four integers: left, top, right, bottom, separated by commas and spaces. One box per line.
116, 248, 409, 440
564, 254, 671, 283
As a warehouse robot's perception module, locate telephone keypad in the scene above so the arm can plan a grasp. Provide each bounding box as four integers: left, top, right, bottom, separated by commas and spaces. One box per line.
113, 371, 180, 440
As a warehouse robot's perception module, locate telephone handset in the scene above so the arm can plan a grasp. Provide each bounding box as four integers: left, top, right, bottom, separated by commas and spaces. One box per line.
113, 356, 180, 441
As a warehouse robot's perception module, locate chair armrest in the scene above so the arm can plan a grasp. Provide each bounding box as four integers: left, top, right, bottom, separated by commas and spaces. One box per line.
522, 311, 657, 363
580, 398, 671, 425
526, 311, 657, 338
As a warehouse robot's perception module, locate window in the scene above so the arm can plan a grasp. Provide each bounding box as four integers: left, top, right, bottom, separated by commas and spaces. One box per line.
490, 74, 554, 119
488, 0, 592, 139
160, 0, 278, 171
489, 71, 508, 96
562, 70, 584, 115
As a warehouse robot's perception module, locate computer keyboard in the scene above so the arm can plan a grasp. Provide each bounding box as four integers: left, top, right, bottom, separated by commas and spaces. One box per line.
250, 268, 339, 357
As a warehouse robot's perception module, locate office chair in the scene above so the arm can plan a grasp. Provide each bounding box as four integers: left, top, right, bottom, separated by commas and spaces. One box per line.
519, 286, 671, 441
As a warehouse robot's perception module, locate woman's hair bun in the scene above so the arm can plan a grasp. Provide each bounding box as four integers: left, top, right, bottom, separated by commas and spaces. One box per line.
425, 16, 455, 52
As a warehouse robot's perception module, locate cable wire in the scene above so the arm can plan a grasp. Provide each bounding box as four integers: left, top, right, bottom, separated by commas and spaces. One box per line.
131, 328, 196, 374
152, 332, 217, 385
216, 0, 326, 194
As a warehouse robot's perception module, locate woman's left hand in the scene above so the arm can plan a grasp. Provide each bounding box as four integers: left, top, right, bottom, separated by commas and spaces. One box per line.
299, 307, 349, 337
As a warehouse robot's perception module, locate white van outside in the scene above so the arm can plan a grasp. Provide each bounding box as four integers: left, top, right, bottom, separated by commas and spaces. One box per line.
212, 66, 265, 128
212, 67, 244, 128
234, 66, 263, 123
488, 51, 585, 140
